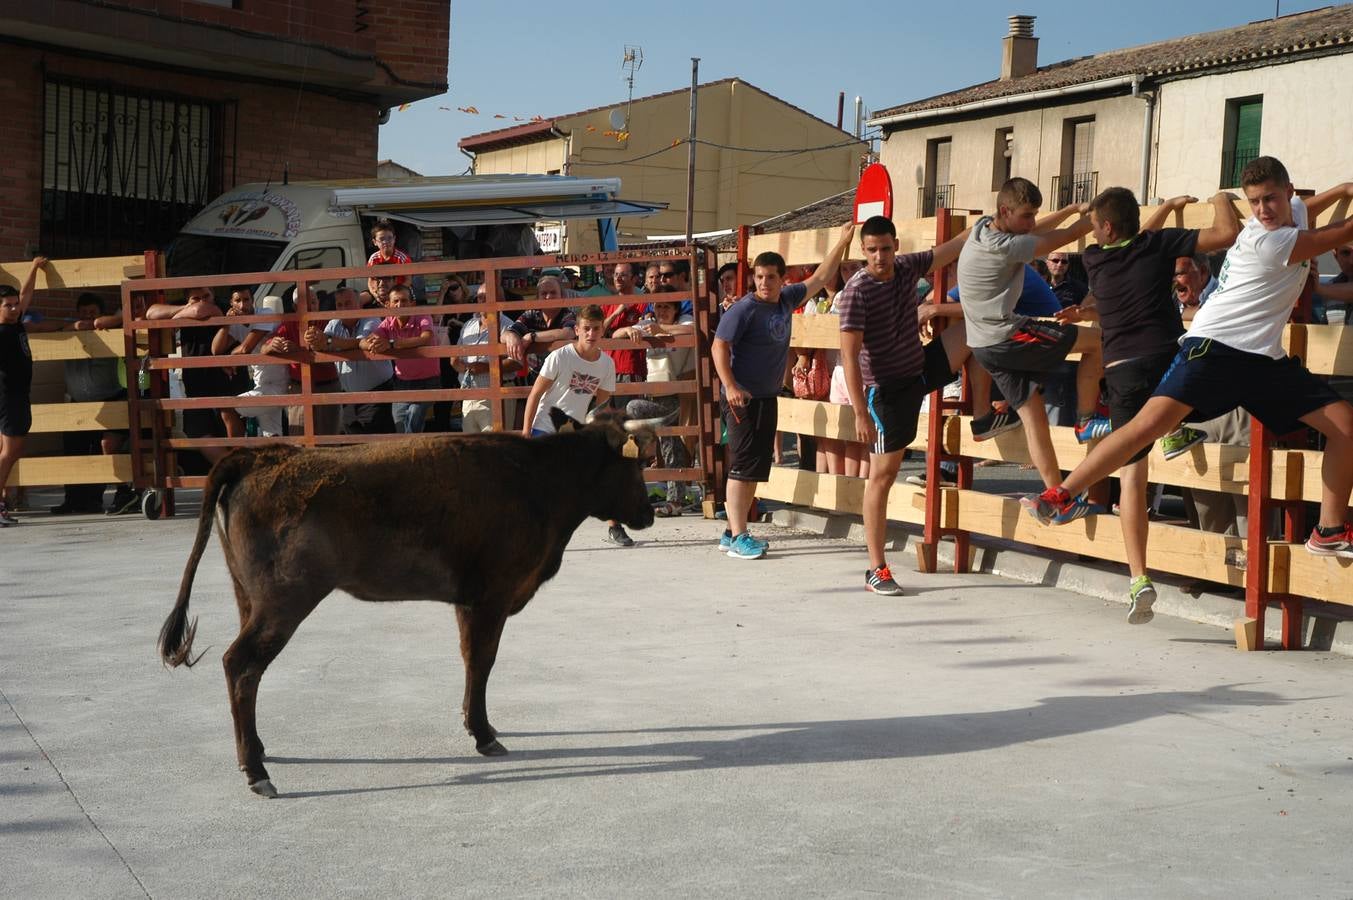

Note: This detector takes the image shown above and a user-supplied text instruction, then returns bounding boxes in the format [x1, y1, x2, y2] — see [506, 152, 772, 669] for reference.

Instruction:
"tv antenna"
[620, 44, 644, 126]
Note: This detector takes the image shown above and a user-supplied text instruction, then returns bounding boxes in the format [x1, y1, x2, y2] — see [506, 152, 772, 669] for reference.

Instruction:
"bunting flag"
[397, 102, 411, 112]
[457, 105, 480, 114]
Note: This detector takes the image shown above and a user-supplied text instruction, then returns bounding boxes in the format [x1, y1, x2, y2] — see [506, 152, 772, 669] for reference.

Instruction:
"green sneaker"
[1127, 575, 1157, 625]
[1159, 426, 1205, 461]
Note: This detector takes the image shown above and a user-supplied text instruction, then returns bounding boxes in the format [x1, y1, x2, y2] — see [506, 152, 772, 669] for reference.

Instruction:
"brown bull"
[158, 415, 658, 797]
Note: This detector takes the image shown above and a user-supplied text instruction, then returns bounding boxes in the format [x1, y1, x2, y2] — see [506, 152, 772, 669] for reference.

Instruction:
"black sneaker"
[865, 565, 905, 596]
[971, 410, 1022, 442]
[606, 525, 635, 547]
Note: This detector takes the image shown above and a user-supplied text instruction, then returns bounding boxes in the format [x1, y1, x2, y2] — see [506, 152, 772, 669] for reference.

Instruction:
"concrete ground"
[3, 500, 1353, 899]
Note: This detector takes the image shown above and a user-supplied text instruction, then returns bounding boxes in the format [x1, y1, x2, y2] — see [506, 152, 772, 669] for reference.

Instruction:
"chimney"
[1001, 15, 1038, 80]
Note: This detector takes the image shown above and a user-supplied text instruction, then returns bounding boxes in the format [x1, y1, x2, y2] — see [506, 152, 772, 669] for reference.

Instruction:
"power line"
[571, 131, 880, 168]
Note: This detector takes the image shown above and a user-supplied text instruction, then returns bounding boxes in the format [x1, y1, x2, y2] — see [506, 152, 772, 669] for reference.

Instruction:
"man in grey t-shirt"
[956, 177, 1108, 491]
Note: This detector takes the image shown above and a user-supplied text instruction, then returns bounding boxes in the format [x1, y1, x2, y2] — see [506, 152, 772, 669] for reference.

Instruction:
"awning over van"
[331, 175, 666, 226]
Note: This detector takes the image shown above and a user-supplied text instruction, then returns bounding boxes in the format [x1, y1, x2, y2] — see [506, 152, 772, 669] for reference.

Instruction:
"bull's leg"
[455, 604, 509, 756]
[223, 593, 323, 797]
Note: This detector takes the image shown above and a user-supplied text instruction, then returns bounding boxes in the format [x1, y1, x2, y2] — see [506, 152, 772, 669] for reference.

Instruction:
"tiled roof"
[460, 77, 856, 149]
[708, 188, 856, 249]
[872, 5, 1353, 121]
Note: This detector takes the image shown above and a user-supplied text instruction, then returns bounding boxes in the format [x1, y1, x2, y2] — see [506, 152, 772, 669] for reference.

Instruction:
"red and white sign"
[853, 163, 893, 223]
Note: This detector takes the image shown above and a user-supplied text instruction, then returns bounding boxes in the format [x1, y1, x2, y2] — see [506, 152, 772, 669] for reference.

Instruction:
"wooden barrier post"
[693, 246, 723, 508]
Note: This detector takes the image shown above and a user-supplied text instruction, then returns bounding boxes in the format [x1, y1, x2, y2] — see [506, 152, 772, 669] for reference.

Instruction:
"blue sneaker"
[1019, 487, 1104, 525]
[718, 529, 769, 550]
[1074, 415, 1114, 444]
[726, 532, 767, 559]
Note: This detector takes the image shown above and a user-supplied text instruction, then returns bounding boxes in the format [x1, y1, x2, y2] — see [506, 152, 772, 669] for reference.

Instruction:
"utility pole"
[685, 58, 699, 245]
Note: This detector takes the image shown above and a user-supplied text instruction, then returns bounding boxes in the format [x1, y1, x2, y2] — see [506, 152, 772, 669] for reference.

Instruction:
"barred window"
[41, 78, 231, 257]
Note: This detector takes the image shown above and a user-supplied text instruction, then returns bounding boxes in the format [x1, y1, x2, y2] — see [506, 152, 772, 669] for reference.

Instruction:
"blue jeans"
[392, 376, 440, 433]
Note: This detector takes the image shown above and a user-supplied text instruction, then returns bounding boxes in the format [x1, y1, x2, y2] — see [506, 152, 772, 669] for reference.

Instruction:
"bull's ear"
[621, 435, 639, 458]
[559, 421, 575, 433]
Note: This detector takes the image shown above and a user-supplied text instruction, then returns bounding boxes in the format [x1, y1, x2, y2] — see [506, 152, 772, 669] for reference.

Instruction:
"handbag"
[792, 349, 831, 401]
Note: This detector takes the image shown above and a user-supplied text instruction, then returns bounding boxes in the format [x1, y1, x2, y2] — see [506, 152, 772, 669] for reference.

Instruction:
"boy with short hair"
[0, 257, 49, 525]
[957, 178, 1108, 510]
[367, 218, 411, 285]
[712, 223, 854, 560]
[521, 305, 624, 543]
[1050, 188, 1241, 623]
[213, 287, 287, 438]
[1024, 158, 1353, 561]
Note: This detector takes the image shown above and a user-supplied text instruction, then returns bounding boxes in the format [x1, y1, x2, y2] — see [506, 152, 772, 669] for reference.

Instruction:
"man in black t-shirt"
[0, 257, 49, 525]
[146, 286, 230, 465]
[1052, 189, 1240, 625]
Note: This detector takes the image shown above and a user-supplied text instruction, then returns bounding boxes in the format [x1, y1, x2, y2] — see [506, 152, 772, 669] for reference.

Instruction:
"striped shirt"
[836, 251, 933, 387]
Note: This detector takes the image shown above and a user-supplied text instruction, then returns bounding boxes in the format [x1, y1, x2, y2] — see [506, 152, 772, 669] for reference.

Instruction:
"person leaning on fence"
[453, 283, 519, 434]
[956, 178, 1110, 494]
[1048, 189, 1242, 624]
[616, 287, 697, 515]
[0, 257, 48, 525]
[838, 215, 1002, 595]
[212, 287, 285, 440]
[502, 275, 577, 383]
[519, 305, 629, 546]
[49, 293, 137, 516]
[146, 284, 232, 464]
[717, 262, 740, 313]
[1023, 158, 1353, 561]
[603, 263, 648, 386]
[265, 287, 343, 437]
[363, 283, 438, 434]
[310, 286, 395, 434]
[712, 223, 854, 561]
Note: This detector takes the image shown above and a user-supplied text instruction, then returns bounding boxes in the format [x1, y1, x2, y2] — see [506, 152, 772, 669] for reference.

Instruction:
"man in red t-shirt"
[603, 262, 647, 383]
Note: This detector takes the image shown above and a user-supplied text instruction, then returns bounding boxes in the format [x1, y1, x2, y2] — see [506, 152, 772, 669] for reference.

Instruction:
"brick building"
[0, 1, 449, 271]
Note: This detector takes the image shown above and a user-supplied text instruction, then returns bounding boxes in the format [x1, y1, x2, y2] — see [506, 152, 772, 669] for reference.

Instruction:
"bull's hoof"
[249, 779, 278, 798]
[476, 739, 508, 757]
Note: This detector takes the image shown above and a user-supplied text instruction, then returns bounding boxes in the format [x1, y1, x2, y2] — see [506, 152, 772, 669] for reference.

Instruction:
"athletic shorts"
[864, 340, 955, 455]
[1104, 351, 1176, 464]
[971, 320, 1080, 411]
[1154, 337, 1342, 436]
[722, 395, 777, 483]
[0, 392, 32, 437]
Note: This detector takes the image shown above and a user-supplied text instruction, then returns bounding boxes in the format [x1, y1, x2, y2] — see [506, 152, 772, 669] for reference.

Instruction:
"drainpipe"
[1132, 74, 1154, 202]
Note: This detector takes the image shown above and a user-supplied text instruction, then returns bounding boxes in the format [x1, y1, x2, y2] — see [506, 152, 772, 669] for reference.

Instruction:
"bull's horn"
[623, 416, 667, 433]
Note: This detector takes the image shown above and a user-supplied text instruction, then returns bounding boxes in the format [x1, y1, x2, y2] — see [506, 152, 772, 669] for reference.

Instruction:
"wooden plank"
[789, 313, 841, 350]
[30, 401, 130, 433]
[1268, 544, 1353, 606]
[28, 330, 126, 361]
[0, 255, 145, 291]
[1292, 324, 1353, 377]
[10, 453, 133, 487]
[953, 488, 1246, 587]
[777, 398, 939, 451]
[747, 218, 939, 266]
[759, 466, 929, 526]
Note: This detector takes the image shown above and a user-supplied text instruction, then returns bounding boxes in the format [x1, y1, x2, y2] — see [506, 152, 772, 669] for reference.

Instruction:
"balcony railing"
[1051, 172, 1098, 208]
[1220, 148, 1260, 189]
[917, 184, 955, 217]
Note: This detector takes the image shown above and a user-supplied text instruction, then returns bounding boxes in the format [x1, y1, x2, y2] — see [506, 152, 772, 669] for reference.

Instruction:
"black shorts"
[1154, 337, 1342, 436]
[1105, 351, 1176, 463]
[722, 395, 777, 483]
[864, 340, 956, 455]
[971, 320, 1080, 411]
[0, 392, 32, 437]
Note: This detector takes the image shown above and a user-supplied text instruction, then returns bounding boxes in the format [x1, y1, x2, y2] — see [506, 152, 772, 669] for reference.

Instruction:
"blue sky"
[379, 0, 1332, 176]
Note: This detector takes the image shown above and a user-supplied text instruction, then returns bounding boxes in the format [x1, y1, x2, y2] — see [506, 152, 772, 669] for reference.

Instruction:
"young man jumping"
[1024, 158, 1353, 561]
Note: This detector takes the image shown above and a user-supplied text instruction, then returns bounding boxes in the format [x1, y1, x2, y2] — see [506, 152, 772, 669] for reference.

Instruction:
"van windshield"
[166, 234, 288, 277]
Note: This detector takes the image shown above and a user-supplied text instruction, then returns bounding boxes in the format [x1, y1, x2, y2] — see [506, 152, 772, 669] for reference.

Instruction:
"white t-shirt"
[531, 343, 617, 433]
[956, 216, 1040, 347]
[640, 314, 696, 382]
[228, 322, 285, 391]
[456, 313, 515, 415]
[1189, 196, 1309, 359]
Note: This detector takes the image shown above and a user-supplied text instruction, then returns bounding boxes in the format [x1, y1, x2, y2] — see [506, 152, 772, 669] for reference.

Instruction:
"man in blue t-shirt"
[712, 223, 853, 559]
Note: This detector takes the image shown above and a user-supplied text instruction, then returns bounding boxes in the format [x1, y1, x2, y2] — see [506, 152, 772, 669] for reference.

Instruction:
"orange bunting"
[457, 105, 480, 114]
[585, 125, 597, 132]
[397, 103, 411, 112]
[493, 113, 507, 118]
[671, 138, 681, 147]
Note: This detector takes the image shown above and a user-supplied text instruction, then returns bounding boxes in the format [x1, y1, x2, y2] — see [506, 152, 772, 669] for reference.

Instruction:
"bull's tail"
[158, 448, 272, 668]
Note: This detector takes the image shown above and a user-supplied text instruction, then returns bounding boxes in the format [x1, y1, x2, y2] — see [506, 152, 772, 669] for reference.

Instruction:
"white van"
[166, 174, 665, 297]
